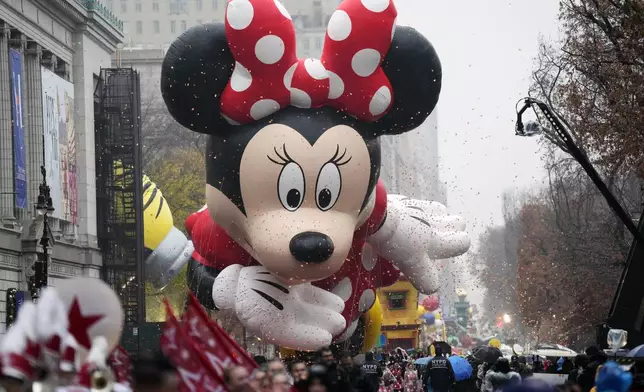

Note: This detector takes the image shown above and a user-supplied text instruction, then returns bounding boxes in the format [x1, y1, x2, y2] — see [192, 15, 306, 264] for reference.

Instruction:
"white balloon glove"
[213, 265, 346, 350]
[368, 195, 471, 294]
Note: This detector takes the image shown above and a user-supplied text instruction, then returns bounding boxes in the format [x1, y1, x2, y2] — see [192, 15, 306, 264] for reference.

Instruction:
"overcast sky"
[395, 0, 562, 305]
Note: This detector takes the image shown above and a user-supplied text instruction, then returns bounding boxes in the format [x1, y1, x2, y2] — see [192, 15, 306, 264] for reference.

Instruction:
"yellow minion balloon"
[142, 174, 174, 250]
[141, 175, 194, 288]
[113, 161, 193, 288]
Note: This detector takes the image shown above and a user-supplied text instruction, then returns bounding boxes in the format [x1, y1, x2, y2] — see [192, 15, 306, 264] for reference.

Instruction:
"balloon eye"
[315, 163, 341, 211]
[286, 189, 302, 209]
[278, 162, 305, 211]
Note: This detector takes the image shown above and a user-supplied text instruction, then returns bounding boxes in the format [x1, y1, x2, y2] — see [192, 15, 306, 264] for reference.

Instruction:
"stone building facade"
[0, 0, 122, 332]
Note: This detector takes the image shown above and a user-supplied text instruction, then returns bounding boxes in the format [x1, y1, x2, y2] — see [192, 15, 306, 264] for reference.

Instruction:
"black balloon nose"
[289, 231, 335, 263]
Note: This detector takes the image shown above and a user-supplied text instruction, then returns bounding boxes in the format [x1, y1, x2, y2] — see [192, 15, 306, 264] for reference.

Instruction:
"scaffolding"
[94, 68, 145, 330]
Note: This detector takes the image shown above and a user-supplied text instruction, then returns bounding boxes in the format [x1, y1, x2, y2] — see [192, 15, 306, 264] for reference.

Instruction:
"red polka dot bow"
[221, 0, 397, 125]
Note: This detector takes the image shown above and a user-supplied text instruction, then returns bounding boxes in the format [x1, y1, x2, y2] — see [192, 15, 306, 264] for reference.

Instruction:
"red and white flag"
[108, 346, 131, 385]
[160, 301, 226, 392]
[183, 294, 257, 376]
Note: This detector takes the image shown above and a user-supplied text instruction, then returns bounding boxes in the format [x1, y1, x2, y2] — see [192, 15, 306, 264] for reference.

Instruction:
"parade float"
[377, 278, 424, 351]
[151, 0, 471, 352]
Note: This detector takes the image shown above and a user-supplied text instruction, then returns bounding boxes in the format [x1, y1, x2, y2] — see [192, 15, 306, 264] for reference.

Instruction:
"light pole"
[31, 165, 54, 301]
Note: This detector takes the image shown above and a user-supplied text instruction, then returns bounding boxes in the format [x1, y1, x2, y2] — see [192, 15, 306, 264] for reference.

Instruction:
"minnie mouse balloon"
[159, 0, 470, 351]
[422, 296, 440, 312]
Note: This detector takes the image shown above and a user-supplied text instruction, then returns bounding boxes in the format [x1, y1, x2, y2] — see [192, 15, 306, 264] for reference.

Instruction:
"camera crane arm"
[516, 97, 641, 241]
[516, 97, 644, 344]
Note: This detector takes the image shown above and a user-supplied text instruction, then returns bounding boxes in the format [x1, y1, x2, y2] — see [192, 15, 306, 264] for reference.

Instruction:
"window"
[120, 1, 127, 12]
[136, 21, 143, 34]
[312, 1, 323, 27]
[153, 20, 160, 33]
[169, 0, 188, 14]
[387, 291, 407, 310]
[181, 20, 187, 31]
[302, 15, 311, 28]
[303, 38, 310, 50]
[170, 20, 176, 33]
[106, 0, 113, 10]
[153, 2, 159, 11]
[135, 2, 142, 12]
[196, 19, 203, 25]
[315, 37, 322, 50]
[195, 0, 203, 10]
[212, 0, 218, 9]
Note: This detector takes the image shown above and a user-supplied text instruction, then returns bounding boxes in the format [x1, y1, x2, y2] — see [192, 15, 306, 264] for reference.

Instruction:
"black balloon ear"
[376, 25, 442, 135]
[161, 23, 234, 135]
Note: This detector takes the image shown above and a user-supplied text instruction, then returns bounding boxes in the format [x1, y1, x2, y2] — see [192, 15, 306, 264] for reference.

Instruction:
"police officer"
[361, 351, 383, 392]
[423, 345, 456, 392]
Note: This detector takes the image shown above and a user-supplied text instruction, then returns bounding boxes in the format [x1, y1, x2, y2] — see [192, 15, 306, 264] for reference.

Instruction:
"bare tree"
[530, 0, 644, 176]
[138, 77, 208, 173]
[517, 153, 630, 348]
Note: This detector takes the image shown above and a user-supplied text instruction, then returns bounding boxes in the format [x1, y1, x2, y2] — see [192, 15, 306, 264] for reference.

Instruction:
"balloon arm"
[145, 227, 194, 289]
[367, 196, 411, 261]
[213, 265, 345, 350]
[368, 195, 470, 294]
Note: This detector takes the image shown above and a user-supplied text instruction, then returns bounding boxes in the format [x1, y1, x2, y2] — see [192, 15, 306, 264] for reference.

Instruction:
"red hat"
[3, 352, 34, 380]
[1, 302, 38, 380]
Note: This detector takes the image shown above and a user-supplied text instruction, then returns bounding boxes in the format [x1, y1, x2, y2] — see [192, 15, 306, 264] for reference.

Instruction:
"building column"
[23, 41, 43, 220]
[72, 32, 98, 248]
[0, 23, 15, 227]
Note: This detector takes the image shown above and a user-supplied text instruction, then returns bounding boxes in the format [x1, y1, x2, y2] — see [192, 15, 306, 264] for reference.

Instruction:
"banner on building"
[9, 49, 27, 209]
[41, 67, 77, 224]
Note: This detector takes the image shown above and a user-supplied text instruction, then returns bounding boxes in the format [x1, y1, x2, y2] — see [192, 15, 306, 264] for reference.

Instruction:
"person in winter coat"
[390, 363, 403, 392]
[569, 355, 590, 384]
[481, 358, 521, 392]
[380, 366, 396, 392]
[339, 351, 367, 392]
[578, 348, 608, 392]
[403, 361, 420, 392]
[477, 362, 493, 390]
[362, 351, 383, 392]
[316, 347, 348, 391]
[423, 346, 456, 392]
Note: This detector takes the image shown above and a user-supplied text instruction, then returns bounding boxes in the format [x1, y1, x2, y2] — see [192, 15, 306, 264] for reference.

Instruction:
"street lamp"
[503, 313, 512, 324]
[31, 166, 54, 301]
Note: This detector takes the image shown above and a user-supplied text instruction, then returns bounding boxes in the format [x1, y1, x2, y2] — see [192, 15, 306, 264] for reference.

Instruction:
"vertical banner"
[41, 67, 77, 224]
[9, 49, 27, 209]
